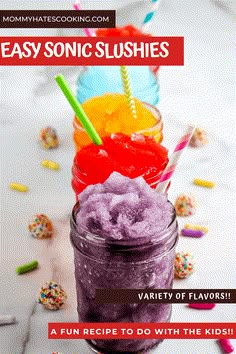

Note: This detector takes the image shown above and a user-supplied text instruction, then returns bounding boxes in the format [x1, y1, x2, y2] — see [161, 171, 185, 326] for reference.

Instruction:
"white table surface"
[0, 0, 235, 353]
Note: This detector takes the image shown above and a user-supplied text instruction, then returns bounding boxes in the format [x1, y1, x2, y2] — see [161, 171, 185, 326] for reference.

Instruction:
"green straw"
[55, 74, 102, 146]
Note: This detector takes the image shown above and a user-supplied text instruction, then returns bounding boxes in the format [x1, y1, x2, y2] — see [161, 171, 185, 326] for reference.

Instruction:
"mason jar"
[76, 66, 160, 106]
[71, 156, 167, 202]
[70, 202, 178, 354]
[73, 100, 163, 152]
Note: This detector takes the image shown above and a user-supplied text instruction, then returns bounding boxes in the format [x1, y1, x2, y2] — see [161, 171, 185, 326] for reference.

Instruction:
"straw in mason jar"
[55, 74, 102, 146]
[73, 0, 95, 37]
[120, 65, 137, 119]
[156, 125, 195, 193]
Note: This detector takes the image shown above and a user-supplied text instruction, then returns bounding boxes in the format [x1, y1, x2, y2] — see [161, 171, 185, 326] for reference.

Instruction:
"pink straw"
[73, 1, 94, 37]
[156, 125, 195, 194]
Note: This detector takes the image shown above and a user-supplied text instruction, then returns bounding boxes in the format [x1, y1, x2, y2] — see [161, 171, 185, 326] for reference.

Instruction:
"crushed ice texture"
[76, 172, 173, 240]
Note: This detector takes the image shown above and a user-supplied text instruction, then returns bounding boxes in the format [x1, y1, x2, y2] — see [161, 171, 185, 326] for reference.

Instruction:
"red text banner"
[48, 322, 236, 339]
[0, 36, 184, 66]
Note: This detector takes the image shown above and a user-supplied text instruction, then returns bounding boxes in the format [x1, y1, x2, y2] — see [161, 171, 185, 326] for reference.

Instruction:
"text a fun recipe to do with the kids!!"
[0, 0, 235, 354]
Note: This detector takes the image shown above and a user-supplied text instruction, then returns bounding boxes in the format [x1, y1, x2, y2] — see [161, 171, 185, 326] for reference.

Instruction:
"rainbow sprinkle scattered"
[193, 178, 215, 188]
[9, 182, 29, 192]
[184, 224, 208, 234]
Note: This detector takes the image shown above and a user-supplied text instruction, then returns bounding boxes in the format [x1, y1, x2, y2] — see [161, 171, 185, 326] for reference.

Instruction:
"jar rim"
[72, 161, 166, 183]
[70, 200, 177, 247]
[73, 100, 162, 132]
[70, 230, 178, 265]
[77, 67, 159, 91]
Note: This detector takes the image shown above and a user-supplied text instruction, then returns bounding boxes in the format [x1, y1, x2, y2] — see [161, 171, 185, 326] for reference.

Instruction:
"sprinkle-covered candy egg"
[174, 252, 195, 278]
[190, 127, 208, 148]
[28, 214, 53, 239]
[37, 281, 67, 310]
[40, 126, 59, 149]
[175, 194, 197, 217]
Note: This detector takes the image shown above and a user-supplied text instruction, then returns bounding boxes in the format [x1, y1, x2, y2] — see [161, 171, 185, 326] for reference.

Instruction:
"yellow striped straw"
[120, 66, 137, 119]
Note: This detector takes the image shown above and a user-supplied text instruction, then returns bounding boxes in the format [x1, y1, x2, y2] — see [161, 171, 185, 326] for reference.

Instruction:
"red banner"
[48, 322, 236, 339]
[0, 36, 184, 66]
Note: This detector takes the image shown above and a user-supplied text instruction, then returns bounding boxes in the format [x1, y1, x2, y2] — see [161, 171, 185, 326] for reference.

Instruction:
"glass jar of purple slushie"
[70, 201, 178, 354]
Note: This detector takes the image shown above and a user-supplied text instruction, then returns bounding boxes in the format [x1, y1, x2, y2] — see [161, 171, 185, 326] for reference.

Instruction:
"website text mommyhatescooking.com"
[1, 15, 110, 24]
[0, 10, 115, 28]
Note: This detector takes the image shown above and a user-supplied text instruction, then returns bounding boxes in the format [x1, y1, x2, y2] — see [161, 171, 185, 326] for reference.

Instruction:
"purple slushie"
[70, 172, 178, 353]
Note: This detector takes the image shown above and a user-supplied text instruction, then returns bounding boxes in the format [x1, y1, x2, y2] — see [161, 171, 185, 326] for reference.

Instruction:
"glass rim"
[72, 160, 166, 183]
[70, 200, 177, 248]
[70, 232, 178, 266]
[73, 100, 162, 132]
[70, 201, 178, 265]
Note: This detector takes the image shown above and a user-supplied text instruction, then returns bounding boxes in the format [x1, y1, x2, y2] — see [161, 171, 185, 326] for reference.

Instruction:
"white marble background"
[0, 0, 235, 353]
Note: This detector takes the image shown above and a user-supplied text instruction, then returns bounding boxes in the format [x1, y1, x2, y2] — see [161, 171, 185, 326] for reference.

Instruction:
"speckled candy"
[40, 126, 59, 149]
[174, 252, 195, 278]
[28, 214, 53, 239]
[175, 194, 197, 217]
[190, 127, 208, 147]
[37, 281, 67, 310]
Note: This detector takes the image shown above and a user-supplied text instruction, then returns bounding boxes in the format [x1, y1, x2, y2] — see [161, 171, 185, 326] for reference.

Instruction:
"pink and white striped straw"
[156, 125, 195, 194]
[73, 0, 94, 37]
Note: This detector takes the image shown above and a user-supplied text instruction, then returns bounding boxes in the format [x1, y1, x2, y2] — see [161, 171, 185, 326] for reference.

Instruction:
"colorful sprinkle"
[28, 214, 53, 239]
[174, 252, 195, 278]
[41, 160, 60, 171]
[188, 303, 216, 309]
[40, 126, 59, 149]
[219, 339, 234, 353]
[190, 127, 208, 147]
[16, 260, 38, 274]
[175, 194, 197, 217]
[181, 228, 205, 238]
[9, 182, 29, 192]
[184, 224, 208, 234]
[0, 315, 16, 326]
[193, 178, 215, 188]
[37, 281, 67, 310]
